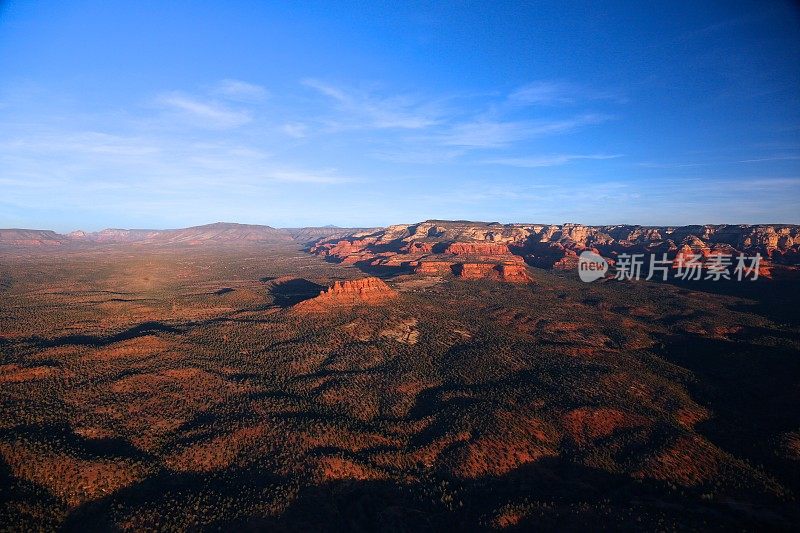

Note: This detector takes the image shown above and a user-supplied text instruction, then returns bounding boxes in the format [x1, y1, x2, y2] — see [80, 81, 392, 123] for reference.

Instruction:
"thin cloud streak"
[739, 155, 800, 163]
[268, 169, 354, 184]
[17, 77, 793, 228]
[156, 92, 252, 128]
[214, 79, 269, 101]
[302, 78, 444, 129]
[485, 154, 623, 167]
[436, 114, 612, 148]
[509, 80, 626, 106]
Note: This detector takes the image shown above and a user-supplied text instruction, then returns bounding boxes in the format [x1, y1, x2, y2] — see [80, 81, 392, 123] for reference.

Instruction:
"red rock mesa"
[455, 262, 534, 283]
[292, 277, 397, 313]
[304, 220, 800, 280]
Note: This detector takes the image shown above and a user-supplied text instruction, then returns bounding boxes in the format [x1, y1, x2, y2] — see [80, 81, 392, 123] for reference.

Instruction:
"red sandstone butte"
[498, 263, 534, 282]
[456, 262, 533, 283]
[292, 277, 397, 313]
[415, 261, 456, 275]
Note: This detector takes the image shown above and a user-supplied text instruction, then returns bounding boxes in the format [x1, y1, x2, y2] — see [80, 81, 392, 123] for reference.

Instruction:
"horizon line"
[4, 219, 800, 234]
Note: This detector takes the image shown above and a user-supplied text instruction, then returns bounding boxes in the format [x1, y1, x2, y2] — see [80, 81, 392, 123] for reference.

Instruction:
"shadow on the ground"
[58, 456, 800, 532]
[30, 321, 182, 350]
[269, 278, 326, 307]
[655, 333, 800, 495]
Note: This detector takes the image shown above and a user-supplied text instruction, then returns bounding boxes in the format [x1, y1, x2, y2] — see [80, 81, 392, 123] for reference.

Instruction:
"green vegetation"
[0, 243, 798, 530]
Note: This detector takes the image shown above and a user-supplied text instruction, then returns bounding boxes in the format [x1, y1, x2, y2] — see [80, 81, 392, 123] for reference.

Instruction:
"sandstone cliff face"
[454, 262, 533, 283]
[445, 242, 511, 256]
[306, 220, 800, 280]
[285, 226, 378, 245]
[414, 261, 455, 275]
[455, 263, 497, 280]
[405, 242, 435, 254]
[292, 277, 397, 313]
[414, 259, 533, 282]
[496, 263, 534, 282]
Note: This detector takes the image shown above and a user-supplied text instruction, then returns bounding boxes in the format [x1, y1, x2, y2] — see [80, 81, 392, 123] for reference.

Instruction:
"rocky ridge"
[308, 220, 800, 280]
[0, 223, 292, 246]
[0, 229, 64, 246]
[3, 220, 798, 280]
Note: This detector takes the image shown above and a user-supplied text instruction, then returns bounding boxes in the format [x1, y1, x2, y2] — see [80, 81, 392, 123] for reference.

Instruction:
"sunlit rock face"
[292, 276, 397, 313]
[305, 220, 800, 280]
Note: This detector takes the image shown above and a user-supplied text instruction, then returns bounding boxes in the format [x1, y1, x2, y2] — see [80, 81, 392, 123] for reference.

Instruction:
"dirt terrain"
[0, 228, 799, 530]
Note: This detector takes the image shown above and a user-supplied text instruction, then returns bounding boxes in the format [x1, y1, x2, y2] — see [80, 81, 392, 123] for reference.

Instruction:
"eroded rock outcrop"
[292, 277, 397, 313]
[444, 242, 511, 256]
[305, 220, 800, 280]
[497, 263, 535, 282]
[455, 262, 533, 283]
[414, 261, 456, 275]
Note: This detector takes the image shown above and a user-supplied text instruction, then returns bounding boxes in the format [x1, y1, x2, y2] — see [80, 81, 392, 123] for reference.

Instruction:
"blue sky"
[0, 0, 798, 231]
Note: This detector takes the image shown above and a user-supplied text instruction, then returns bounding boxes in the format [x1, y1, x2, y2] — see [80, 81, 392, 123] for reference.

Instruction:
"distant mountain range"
[0, 222, 351, 246]
[2, 220, 799, 272]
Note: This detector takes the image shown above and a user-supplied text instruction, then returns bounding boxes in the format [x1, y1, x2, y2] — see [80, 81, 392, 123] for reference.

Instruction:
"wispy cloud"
[156, 92, 252, 128]
[302, 79, 443, 129]
[485, 153, 622, 167]
[1, 131, 161, 157]
[509, 81, 577, 106]
[213, 79, 269, 101]
[0, 77, 632, 228]
[370, 147, 465, 164]
[509, 80, 625, 106]
[268, 169, 353, 184]
[293, 79, 617, 157]
[281, 122, 308, 138]
[637, 161, 716, 169]
[639, 154, 800, 168]
[738, 155, 800, 163]
[436, 120, 529, 148]
[723, 177, 800, 190]
[436, 114, 611, 148]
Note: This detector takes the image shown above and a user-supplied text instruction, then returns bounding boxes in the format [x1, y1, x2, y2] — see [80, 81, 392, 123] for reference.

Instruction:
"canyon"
[305, 220, 800, 281]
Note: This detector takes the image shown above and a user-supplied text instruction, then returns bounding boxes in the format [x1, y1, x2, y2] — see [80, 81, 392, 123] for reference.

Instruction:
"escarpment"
[306, 220, 800, 281]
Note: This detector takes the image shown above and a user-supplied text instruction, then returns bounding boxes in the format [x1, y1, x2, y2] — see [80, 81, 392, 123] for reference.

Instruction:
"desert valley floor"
[1, 223, 799, 531]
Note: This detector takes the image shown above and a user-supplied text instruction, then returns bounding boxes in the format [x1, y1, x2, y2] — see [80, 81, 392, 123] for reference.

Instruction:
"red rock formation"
[672, 245, 701, 269]
[292, 277, 397, 313]
[404, 242, 435, 254]
[445, 242, 511, 256]
[311, 238, 378, 260]
[758, 261, 773, 279]
[497, 262, 534, 282]
[552, 250, 580, 270]
[670, 246, 773, 279]
[457, 263, 496, 280]
[414, 261, 456, 275]
[298, 220, 800, 277]
[339, 254, 367, 265]
[455, 262, 533, 283]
